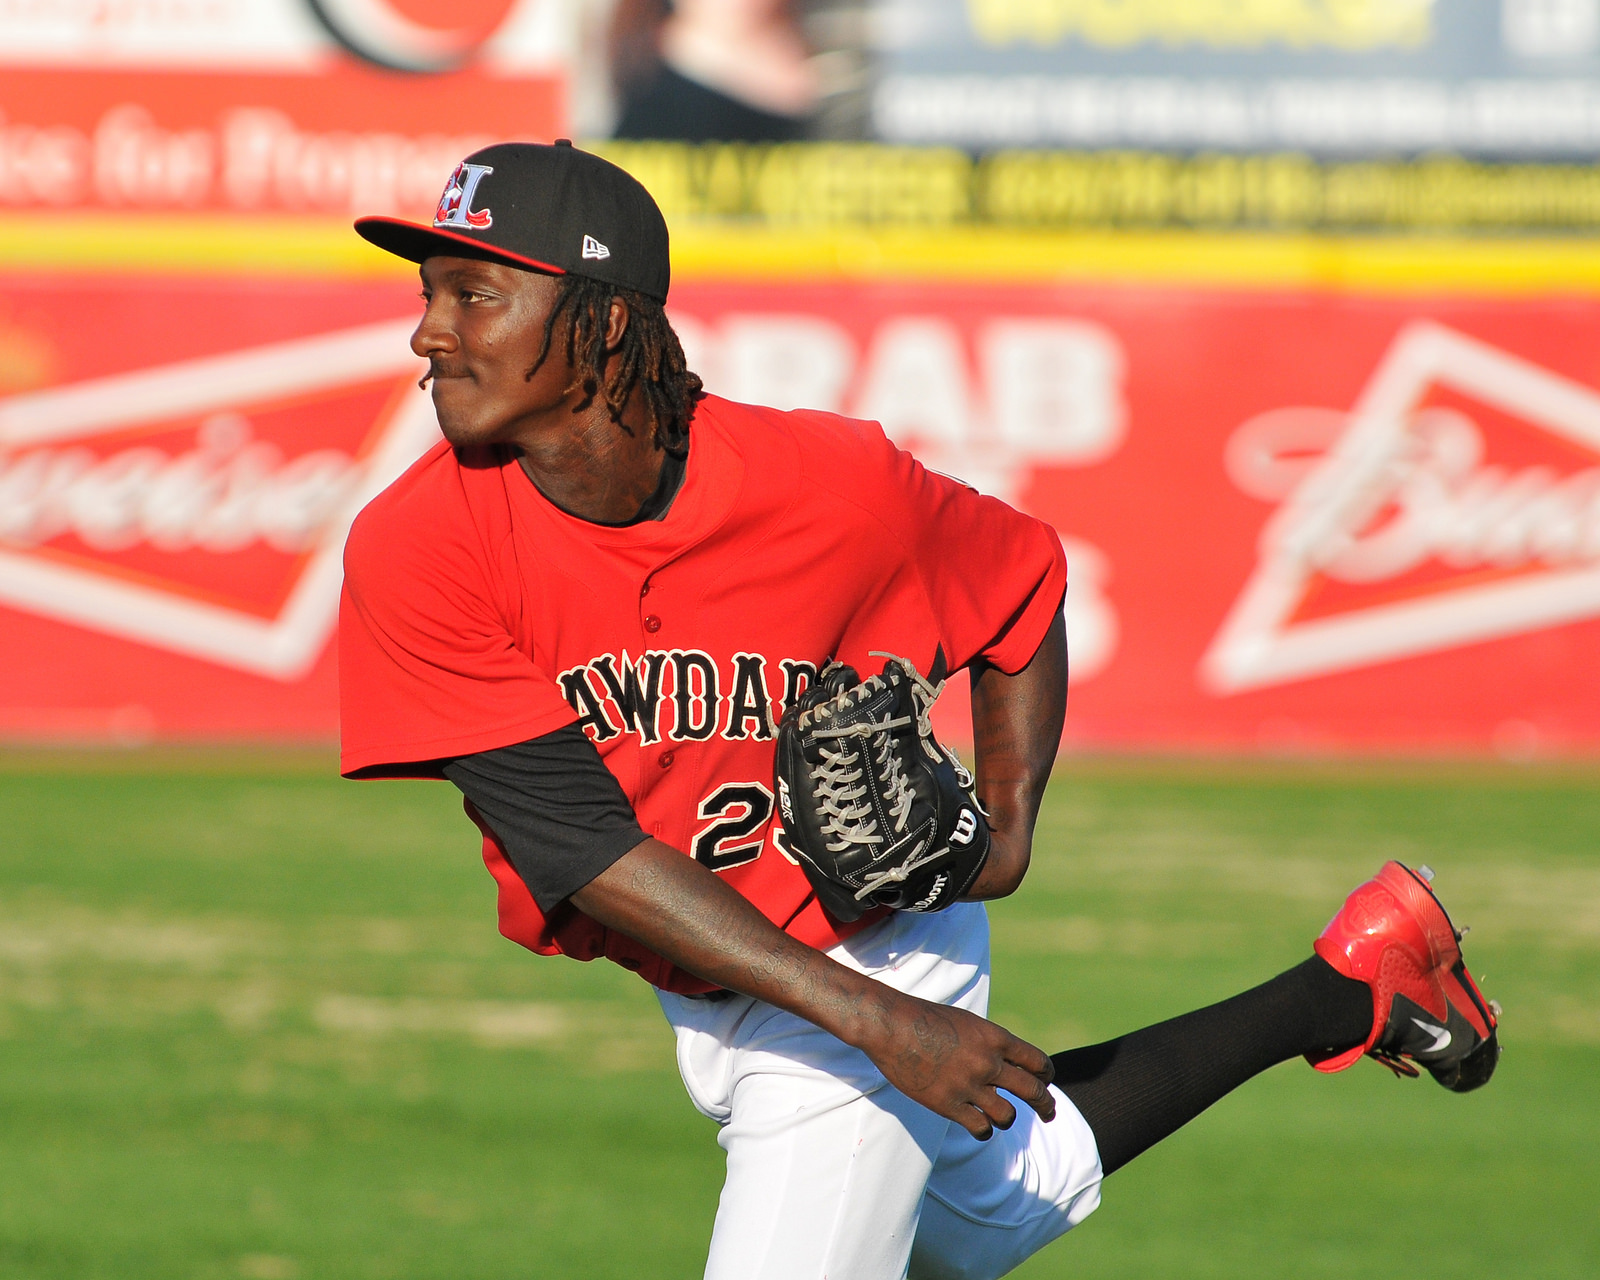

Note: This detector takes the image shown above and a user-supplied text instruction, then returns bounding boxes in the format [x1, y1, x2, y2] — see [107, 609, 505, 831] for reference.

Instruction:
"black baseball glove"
[774, 654, 991, 922]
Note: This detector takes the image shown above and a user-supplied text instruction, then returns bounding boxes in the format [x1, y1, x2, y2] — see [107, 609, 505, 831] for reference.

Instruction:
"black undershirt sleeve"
[442, 724, 649, 912]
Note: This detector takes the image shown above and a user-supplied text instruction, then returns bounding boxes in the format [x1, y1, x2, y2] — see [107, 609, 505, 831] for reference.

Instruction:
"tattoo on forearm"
[745, 936, 809, 991]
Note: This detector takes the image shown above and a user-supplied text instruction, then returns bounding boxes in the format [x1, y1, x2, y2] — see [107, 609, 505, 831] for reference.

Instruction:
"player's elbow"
[964, 833, 1030, 900]
[988, 843, 1031, 898]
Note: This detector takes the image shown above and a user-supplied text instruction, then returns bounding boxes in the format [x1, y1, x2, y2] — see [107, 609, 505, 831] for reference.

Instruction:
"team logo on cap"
[433, 162, 494, 231]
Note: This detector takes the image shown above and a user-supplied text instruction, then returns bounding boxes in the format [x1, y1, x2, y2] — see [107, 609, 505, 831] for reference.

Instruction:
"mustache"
[419, 359, 470, 389]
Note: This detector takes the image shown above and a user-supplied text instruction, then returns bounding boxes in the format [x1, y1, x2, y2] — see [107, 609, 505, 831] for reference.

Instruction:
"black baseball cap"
[354, 140, 671, 302]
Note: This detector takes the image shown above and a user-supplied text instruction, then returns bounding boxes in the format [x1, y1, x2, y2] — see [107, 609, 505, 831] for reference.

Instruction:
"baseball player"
[340, 142, 1499, 1280]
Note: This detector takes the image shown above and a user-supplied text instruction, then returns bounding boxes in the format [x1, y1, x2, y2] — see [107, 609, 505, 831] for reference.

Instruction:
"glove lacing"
[806, 655, 951, 902]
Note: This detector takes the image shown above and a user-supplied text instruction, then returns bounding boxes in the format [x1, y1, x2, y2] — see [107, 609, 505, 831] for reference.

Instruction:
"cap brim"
[354, 217, 567, 276]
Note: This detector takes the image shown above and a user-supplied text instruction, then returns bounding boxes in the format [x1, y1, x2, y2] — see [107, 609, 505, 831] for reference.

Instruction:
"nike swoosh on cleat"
[1412, 1017, 1451, 1052]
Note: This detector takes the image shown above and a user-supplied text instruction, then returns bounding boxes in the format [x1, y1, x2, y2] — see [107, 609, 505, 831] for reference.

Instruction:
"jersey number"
[691, 782, 774, 872]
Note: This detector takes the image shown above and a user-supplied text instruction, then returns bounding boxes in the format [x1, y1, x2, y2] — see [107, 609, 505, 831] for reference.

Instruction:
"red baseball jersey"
[340, 394, 1067, 993]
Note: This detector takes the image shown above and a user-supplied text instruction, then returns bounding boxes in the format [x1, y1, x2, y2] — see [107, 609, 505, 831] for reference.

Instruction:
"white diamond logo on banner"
[0, 319, 439, 680]
[1203, 320, 1600, 693]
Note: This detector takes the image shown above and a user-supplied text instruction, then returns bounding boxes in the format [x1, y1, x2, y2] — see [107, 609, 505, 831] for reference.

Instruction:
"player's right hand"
[860, 993, 1056, 1140]
[571, 835, 1056, 1140]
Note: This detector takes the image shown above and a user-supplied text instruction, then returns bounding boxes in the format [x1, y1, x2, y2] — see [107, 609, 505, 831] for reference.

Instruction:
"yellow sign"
[6, 212, 1600, 299]
[966, 0, 1434, 49]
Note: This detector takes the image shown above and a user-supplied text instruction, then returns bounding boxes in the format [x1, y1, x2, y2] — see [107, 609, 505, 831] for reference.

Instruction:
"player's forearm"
[964, 611, 1068, 899]
[570, 837, 916, 1044]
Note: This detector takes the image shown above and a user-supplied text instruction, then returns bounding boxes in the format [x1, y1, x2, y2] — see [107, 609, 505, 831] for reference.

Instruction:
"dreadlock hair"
[528, 272, 703, 455]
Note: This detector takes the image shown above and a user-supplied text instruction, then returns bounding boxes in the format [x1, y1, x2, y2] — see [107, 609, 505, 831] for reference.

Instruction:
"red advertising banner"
[0, 275, 426, 738]
[2, 269, 1597, 753]
[670, 282, 1600, 757]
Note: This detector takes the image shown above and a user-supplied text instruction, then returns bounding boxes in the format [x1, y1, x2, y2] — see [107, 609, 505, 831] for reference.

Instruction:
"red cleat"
[1309, 861, 1500, 1092]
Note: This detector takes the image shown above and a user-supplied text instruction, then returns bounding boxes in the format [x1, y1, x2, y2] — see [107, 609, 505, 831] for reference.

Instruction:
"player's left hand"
[856, 991, 1057, 1141]
[774, 655, 992, 921]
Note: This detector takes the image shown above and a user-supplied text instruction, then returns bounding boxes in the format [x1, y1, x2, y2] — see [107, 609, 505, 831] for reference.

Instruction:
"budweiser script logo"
[1205, 321, 1600, 692]
[0, 320, 440, 679]
[0, 414, 358, 555]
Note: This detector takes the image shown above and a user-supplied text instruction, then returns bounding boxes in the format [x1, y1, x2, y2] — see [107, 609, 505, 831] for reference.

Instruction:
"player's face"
[412, 256, 574, 448]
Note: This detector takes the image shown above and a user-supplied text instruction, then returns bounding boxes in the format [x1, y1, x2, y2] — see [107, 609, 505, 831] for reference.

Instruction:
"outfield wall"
[2, 206, 1599, 755]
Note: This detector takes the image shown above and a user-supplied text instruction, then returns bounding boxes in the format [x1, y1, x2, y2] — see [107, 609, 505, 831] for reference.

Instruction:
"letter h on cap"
[434, 162, 494, 230]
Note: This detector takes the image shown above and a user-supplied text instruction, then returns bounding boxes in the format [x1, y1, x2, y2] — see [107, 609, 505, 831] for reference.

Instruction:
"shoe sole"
[1438, 1025, 1500, 1092]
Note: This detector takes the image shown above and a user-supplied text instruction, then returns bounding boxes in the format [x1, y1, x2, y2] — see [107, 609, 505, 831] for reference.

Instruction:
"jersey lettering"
[769, 818, 800, 866]
[691, 782, 775, 872]
[724, 653, 775, 741]
[591, 651, 668, 745]
[779, 659, 818, 718]
[558, 667, 620, 742]
[559, 649, 817, 746]
[671, 649, 720, 740]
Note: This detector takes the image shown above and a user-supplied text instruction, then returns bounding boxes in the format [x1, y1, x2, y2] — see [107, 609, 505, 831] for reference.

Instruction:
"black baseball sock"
[1051, 955, 1372, 1176]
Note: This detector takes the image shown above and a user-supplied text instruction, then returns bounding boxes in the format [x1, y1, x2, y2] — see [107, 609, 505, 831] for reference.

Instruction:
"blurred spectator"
[611, 0, 818, 141]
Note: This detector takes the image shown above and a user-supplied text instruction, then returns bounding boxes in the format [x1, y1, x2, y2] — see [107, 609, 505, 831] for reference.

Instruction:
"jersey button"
[643, 614, 661, 632]
[658, 750, 675, 769]
[640, 582, 651, 597]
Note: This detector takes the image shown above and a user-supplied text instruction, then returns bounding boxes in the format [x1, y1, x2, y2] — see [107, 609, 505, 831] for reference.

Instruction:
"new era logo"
[582, 234, 610, 260]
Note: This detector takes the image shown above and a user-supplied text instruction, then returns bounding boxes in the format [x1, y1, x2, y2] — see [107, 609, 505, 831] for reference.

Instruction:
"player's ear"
[605, 295, 631, 352]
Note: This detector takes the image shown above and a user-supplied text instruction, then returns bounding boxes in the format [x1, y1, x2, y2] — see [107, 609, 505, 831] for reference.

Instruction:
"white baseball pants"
[656, 903, 1103, 1280]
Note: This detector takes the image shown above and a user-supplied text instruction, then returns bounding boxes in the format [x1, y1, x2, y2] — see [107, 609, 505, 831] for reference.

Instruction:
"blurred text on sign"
[0, 69, 559, 219]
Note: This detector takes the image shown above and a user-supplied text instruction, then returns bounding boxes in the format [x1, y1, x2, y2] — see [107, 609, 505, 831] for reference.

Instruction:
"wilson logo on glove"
[952, 809, 980, 846]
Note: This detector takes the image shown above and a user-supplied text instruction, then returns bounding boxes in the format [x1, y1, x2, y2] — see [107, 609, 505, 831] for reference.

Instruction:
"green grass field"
[1, 752, 1596, 1279]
